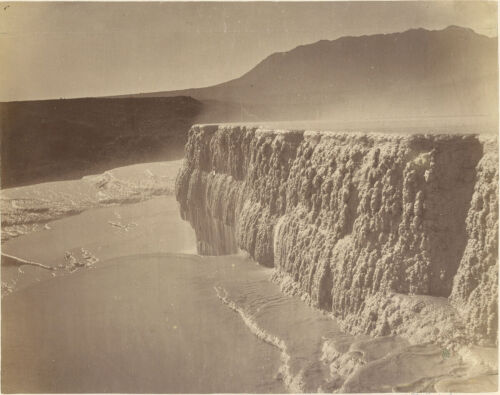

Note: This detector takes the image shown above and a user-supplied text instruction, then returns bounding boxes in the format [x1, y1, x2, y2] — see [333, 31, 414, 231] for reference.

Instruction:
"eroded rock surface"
[176, 124, 498, 346]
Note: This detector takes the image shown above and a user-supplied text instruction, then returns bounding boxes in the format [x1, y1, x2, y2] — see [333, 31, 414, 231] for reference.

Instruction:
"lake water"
[2, 195, 496, 393]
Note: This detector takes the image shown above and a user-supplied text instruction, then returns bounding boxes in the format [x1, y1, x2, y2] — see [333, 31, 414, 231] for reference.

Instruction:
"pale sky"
[0, 1, 497, 101]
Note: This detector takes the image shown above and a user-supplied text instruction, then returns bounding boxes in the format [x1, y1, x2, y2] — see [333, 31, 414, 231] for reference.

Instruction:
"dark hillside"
[1, 97, 201, 187]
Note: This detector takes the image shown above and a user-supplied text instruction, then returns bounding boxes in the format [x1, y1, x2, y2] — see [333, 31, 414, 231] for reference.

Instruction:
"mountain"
[123, 26, 498, 121]
[2, 26, 496, 187]
[1, 97, 201, 187]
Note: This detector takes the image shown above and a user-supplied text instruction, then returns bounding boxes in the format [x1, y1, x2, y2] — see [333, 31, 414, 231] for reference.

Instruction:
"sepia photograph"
[0, 1, 498, 393]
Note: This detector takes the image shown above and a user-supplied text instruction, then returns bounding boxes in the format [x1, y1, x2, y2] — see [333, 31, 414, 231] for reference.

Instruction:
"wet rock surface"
[176, 124, 498, 347]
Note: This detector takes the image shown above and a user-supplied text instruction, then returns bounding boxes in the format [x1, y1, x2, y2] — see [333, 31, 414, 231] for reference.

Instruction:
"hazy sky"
[1, 1, 497, 101]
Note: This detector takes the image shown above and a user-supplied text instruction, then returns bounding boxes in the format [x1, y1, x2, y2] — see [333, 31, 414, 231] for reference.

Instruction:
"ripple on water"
[2, 252, 497, 393]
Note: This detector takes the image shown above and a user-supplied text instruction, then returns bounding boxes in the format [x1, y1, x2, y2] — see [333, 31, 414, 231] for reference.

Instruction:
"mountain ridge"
[109, 25, 497, 122]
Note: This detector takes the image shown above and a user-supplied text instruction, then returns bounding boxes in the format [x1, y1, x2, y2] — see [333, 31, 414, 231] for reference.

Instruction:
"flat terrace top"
[196, 116, 498, 136]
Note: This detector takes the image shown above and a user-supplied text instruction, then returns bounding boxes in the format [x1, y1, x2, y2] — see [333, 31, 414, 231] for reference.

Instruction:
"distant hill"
[1, 97, 201, 187]
[2, 26, 497, 187]
[123, 26, 498, 121]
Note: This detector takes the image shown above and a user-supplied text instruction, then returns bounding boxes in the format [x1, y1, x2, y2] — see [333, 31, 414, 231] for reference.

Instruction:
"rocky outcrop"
[450, 139, 498, 345]
[176, 124, 498, 346]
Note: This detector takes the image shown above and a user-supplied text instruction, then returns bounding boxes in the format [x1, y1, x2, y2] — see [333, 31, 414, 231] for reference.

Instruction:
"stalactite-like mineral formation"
[175, 124, 498, 346]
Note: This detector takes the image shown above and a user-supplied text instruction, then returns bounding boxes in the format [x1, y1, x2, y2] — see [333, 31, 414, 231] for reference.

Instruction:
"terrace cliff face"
[175, 125, 498, 346]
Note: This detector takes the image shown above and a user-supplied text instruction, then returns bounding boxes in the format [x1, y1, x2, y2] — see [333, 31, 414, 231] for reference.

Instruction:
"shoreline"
[1, 160, 183, 242]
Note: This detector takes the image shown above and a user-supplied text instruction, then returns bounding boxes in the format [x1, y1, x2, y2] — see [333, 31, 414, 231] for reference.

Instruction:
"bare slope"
[175, 125, 498, 347]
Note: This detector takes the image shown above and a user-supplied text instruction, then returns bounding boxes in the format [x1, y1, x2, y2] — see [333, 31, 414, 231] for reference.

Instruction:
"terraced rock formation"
[176, 124, 498, 346]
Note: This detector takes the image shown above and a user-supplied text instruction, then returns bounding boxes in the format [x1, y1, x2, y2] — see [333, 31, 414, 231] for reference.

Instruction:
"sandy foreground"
[1, 160, 498, 393]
